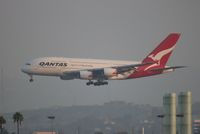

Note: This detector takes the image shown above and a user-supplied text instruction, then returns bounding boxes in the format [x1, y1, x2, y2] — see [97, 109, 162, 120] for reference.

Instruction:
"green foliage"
[0, 116, 6, 128]
[0, 116, 6, 134]
[13, 112, 23, 125]
[13, 112, 24, 134]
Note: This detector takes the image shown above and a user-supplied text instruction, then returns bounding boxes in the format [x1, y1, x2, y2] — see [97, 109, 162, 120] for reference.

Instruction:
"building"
[177, 91, 192, 134]
[163, 93, 177, 134]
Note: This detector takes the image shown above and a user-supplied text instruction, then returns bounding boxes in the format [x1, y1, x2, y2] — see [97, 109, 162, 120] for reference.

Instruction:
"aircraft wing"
[112, 62, 154, 73]
[62, 62, 153, 79]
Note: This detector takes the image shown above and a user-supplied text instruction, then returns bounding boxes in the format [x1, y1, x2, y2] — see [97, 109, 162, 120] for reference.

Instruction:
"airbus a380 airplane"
[21, 33, 185, 86]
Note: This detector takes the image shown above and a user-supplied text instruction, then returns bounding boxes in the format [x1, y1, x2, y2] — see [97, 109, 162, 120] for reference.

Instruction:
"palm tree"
[0, 116, 6, 134]
[13, 112, 23, 134]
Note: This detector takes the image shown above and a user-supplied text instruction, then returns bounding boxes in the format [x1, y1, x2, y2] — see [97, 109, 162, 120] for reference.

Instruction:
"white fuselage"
[21, 57, 140, 80]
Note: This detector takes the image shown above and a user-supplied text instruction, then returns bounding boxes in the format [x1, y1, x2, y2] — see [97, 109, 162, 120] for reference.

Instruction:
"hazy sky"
[0, 0, 200, 113]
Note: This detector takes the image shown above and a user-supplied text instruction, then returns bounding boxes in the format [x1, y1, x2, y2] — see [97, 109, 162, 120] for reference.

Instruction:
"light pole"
[48, 116, 55, 134]
[157, 114, 164, 134]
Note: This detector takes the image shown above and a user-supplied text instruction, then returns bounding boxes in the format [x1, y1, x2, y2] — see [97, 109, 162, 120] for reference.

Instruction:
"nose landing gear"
[29, 75, 34, 82]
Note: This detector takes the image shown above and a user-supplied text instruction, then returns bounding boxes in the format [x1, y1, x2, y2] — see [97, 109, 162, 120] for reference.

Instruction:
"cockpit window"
[25, 63, 31, 65]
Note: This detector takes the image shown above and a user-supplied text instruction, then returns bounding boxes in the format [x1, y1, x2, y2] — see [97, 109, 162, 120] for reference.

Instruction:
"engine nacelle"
[104, 68, 117, 77]
[80, 71, 93, 79]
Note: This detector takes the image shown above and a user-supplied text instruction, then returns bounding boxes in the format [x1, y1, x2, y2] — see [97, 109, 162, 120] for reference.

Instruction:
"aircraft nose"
[21, 65, 27, 73]
[21, 65, 31, 74]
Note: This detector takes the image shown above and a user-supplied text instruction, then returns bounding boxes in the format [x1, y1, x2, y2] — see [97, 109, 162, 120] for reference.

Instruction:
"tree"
[13, 112, 23, 134]
[0, 116, 6, 134]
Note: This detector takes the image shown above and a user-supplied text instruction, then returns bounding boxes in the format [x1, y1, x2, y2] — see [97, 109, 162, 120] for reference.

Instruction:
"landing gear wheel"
[29, 79, 34, 82]
[94, 82, 100, 86]
[86, 82, 90, 86]
[86, 80, 94, 86]
[93, 81, 108, 86]
[103, 81, 108, 85]
[29, 75, 34, 82]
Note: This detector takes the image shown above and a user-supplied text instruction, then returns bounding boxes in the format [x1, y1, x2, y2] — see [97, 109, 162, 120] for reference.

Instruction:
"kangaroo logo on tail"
[142, 33, 180, 71]
[144, 45, 176, 71]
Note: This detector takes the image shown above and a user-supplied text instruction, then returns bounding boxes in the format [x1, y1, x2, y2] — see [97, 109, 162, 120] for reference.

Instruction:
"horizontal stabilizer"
[149, 66, 186, 72]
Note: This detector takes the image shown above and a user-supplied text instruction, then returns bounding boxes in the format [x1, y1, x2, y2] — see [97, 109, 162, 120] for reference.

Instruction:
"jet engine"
[80, 71, 93, 79]
[103, 68, 117, 77]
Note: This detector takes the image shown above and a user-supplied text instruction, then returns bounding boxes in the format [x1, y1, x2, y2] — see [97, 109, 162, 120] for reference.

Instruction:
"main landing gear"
[86, 80, 108, 86]
[86, 80, 94, 86]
